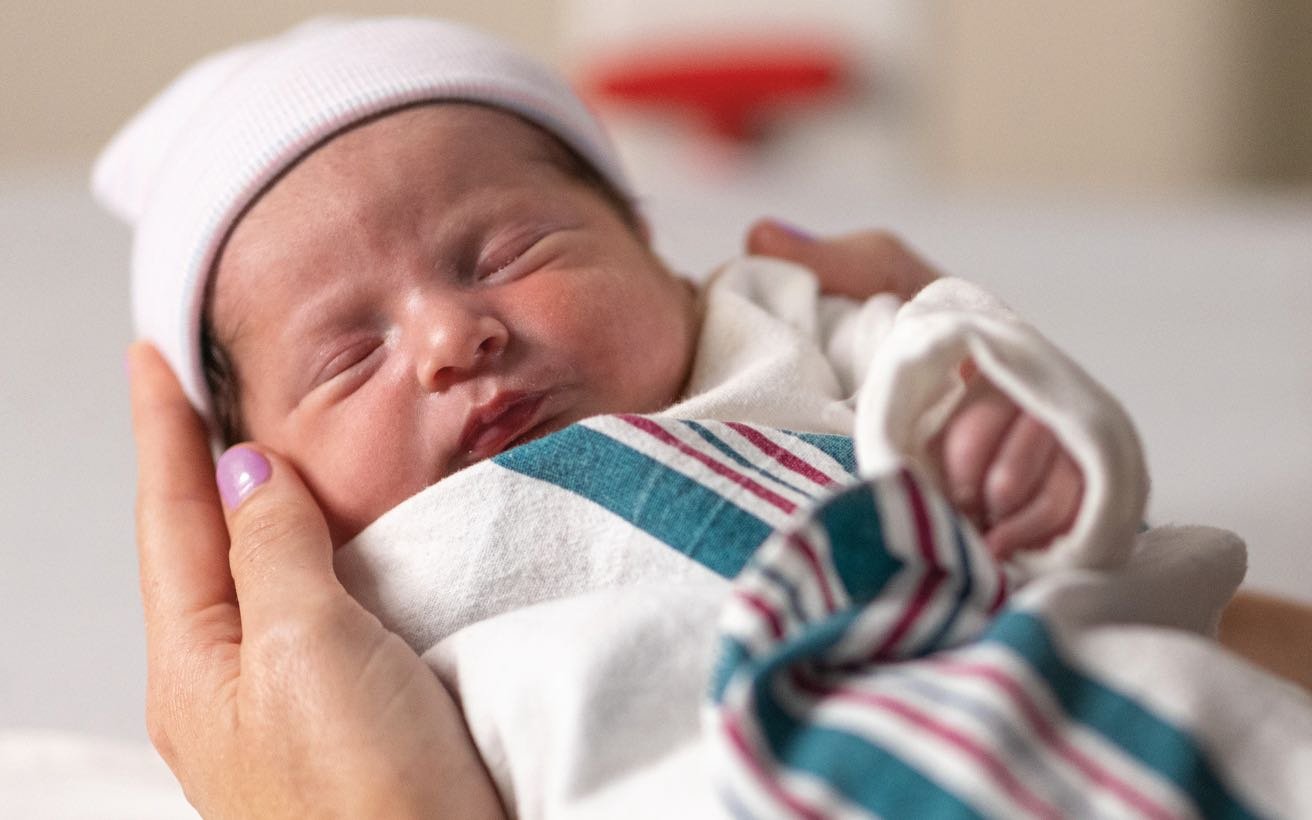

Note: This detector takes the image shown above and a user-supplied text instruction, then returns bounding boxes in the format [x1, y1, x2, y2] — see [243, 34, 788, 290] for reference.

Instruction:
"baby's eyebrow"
[287, 279, 369, 331]
[278, 301, 331, 345]
[273, 292, 363, 374]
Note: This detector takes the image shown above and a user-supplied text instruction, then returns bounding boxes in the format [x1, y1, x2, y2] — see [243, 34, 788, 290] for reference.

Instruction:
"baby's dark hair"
[201, 115, 640, 447]
[201, 313, 245, 447]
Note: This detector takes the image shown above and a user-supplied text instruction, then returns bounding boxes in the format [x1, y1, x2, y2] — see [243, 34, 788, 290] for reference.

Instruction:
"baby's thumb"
[215, 445, 338, 629]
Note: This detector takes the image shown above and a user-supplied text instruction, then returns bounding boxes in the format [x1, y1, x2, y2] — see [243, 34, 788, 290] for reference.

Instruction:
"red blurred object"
[580, 41, 848, 142]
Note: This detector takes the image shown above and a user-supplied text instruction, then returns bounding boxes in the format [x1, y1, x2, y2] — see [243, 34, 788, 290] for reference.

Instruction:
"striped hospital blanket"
[709, 463, 1312, 819]
[340, 413, 1312, 819]
[337, 272, 1311, 818]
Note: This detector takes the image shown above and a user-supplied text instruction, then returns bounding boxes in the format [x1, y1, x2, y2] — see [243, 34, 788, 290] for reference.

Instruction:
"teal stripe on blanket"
[986, 612, 1260, 820]
[709, 484, 907, 701]
[494, 423, 772, 579]
[817, 485, 900, 603]
[714, 475, 1260, 819]
[909, 515, 974, 657]
[709, 480, 925, 702]
[788, 431, 858, 475]
[747, 673, 987, 819]
[680, 421, 818, 500]
[709, 608, 866, 703]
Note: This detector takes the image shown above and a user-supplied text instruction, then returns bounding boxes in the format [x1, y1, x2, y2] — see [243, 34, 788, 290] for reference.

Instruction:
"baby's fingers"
[983, 414, 1058, 523]
[984, 453, 1082, 559]
[935, 383, 1018, 516]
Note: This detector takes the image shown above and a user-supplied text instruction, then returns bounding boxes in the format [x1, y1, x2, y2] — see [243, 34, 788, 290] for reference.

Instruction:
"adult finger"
[745, 219, 939, 301]
[745, 218, 817, 257]
[128, 342, 238, 649]
[129, 341, 242, 770]
[985, 454, 1082, 559]
[215, 444, 338, 634]
[983, 414, 1058, 522]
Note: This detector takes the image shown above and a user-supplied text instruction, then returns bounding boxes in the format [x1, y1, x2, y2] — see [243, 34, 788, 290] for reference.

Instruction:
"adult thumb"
[744, 217, 872, 298]
[744, 218, 819, 266]
[215, 444, 337, 628]
[745, 218, 939, 301]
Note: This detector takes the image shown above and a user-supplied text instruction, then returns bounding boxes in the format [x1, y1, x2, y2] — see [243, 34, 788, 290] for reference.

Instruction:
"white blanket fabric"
[336, 258, 1312, 818]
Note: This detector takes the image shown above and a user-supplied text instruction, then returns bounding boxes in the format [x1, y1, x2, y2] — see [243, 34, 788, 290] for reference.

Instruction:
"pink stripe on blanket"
[868, 470, 947, 659]
[737, 589, 787, 641]
[988, 568, 1010, 615]
[791, 671, 1063, 820]
[725, 422, 838, 488]
[788, 531, 838, 614]
[620, 415, 797, 514]
[721, 712, 828, 820]
[932, 660, 1176, 820]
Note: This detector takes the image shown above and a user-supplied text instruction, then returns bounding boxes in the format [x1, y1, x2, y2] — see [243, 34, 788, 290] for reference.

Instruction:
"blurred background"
[6, 1, 1312, 185]
[2, 1, 1309, 812]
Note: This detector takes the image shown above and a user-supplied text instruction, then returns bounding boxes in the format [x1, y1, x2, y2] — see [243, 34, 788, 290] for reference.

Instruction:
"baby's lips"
[458, 391, 548, 462]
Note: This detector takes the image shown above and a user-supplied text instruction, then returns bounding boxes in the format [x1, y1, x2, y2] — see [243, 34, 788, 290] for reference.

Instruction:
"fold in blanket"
[709, 466, 1312, 819]
[336, 273, 1312, 818]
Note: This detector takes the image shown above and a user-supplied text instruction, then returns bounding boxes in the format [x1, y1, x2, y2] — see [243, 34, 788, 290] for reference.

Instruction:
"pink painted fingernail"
[216, 446, 271, 509]
[771, 219, 814, 242]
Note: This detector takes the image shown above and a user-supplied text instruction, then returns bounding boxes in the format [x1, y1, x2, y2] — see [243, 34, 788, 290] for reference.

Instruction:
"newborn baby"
[205, 101, 702, 545]
[96, 18, 1079, 555]
[97, 17, 1092, 817]
[206, 102, 1079, 551]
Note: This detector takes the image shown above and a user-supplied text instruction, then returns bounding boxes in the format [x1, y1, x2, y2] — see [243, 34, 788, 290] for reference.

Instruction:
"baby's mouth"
[458, 391, 550, 463]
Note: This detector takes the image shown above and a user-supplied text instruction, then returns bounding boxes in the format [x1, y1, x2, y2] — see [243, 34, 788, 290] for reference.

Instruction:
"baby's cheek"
[611, 285, 697, 407]
[512, 280, 600, 360]
[295, 420, 426, 547]
[515, 273, 594, 332]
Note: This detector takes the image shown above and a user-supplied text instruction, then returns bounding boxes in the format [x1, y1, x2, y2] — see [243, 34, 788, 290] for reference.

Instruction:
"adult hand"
[128, 342, 502, 819]
[744, 218, 940, 301]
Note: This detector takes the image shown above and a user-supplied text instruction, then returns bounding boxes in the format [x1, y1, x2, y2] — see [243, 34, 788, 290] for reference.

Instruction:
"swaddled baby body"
[97, 17, 1106, 819]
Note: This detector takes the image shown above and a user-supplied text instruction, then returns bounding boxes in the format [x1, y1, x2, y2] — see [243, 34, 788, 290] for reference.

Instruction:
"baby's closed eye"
[473, 221, 575, 283]
[311, 336, 385, 393]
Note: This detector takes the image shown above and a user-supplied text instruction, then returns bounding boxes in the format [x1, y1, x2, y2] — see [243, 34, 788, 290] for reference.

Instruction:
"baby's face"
[211, 104, 698, 545]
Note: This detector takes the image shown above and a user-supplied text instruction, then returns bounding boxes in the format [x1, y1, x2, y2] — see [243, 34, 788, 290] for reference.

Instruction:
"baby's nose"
[415, 312, 509, 393]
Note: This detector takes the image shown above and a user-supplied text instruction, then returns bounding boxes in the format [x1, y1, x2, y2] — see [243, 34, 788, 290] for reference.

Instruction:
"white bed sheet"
[0, 730, 194, 819]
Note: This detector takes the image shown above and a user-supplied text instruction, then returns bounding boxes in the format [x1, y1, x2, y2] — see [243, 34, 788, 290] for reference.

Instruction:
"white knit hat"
[93, 16, 629, 418]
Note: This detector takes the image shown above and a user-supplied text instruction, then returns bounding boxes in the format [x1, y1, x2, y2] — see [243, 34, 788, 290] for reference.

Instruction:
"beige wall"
[926, 1, 1312, 190]
[1238, 1, 1312, 183]
[4, 1, 1310, 189]
[0, 1, 561, 165]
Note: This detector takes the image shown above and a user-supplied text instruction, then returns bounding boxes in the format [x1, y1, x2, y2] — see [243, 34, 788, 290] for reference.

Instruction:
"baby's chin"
[326, 496, 403, 551]
[329, 518, 367, 551]
[327, 414, 589, 550]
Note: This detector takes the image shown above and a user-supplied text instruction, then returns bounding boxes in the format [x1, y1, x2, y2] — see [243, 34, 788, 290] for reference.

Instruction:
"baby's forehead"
[325, 103, 574, 176]
[237, 104, 576, 228]
[213, 105, 596, 313]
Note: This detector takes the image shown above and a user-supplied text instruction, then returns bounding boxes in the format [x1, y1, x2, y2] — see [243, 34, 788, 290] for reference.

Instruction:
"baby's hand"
[931, 368, 1083, 559]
